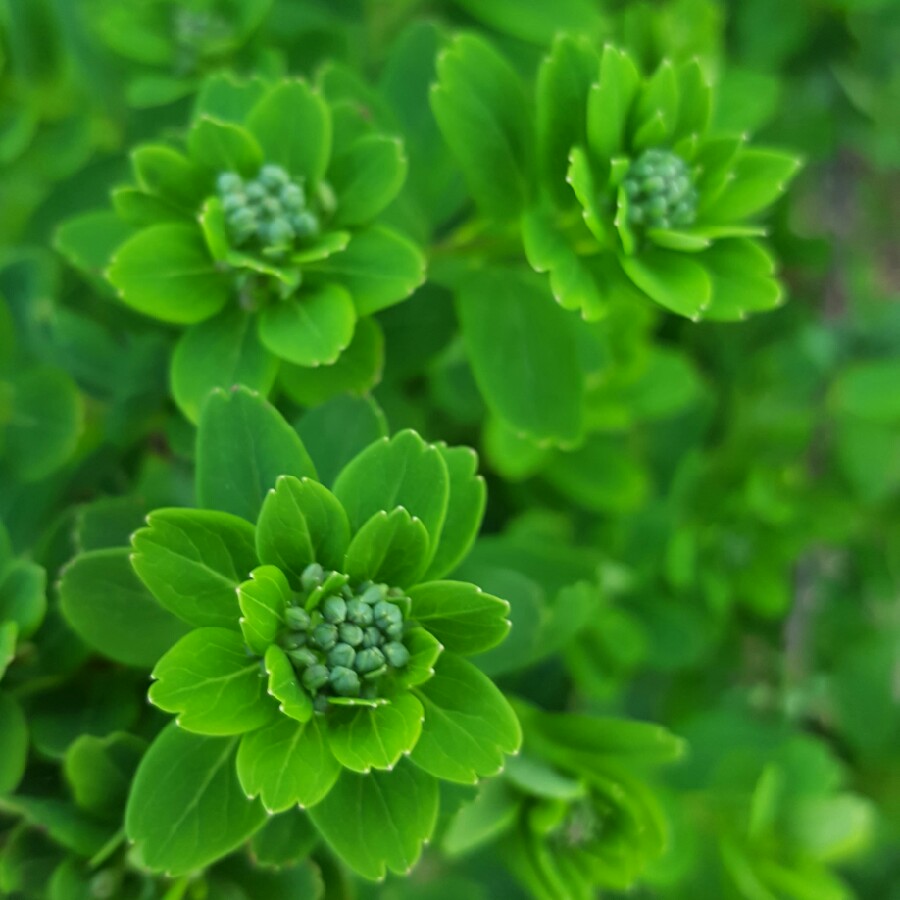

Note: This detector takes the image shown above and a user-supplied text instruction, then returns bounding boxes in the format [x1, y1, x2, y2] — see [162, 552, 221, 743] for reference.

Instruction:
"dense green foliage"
[1, 0, 898, 897]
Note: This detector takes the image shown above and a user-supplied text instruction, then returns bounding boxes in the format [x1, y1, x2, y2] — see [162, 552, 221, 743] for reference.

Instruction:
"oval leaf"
[343, 507, 430, 588]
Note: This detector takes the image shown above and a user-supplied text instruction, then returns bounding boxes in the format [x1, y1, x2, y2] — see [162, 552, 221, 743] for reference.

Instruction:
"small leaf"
[0, 559, 46, 639]
[59, 548, 189, 667]
[308, 759, 439, 879]
[424, 445, 486, 580]
[171, 307, 279, 424]
[238, 565, 289, 655]
[330, 134, 408, 226]
[63, 732, 145, 823]
[53, 210, 133, 283]
[187, 117, 263, 176]
[673, 58, 712, 140]
[308, 226, 426, 317]
[197, 385, 317, 522]
[130, 145, 205, 212]
[107, 224, 231, 325]
[410, 653, 521, 784]
[343, 508, 431, 588]
[567, 145, 609, 243]
[333, 429, 450, 554]
[126, 725, 267, 876]
[630, 59, 678, 149]
[247, 80, 331, 183]
[408, 581, 510, 656]
[702, 148, 802, 222]
[131, 508, 258, 629]
[620, 247, 712, 318]
[194, 73, 269, 123]
[237, 715, 340, 812]
[149, 628, 276, 735]
[703, 238, 783, 321]
[256, 476, 351, 580]
[587, 45, 640, 161]
[257, 285, 356, 368]
[397, 626, 444, 689]
[250, 809, 320, 868]
[264, 645, 313, 723]
[280, 316, 384, 408]
[430, 34, 530, 218]
[327, 693, 424, 773]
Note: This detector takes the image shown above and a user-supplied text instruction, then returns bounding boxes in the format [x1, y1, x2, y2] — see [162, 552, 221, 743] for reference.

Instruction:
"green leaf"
[237, 715, 339, 812]
[452, 0, 603, 45]
[149, 628, 276, 735]
[504, 754, 586, 800]
[587, 45, 641, 161]
[111, 185, 184, 226]
[703, 238, 783, 321]
[396, 626, 443, 689]
[131, 508, 258, 630]
[408, 581, 510, 655]
[424, 445, 486, 580]
[457, 268, 584, 444]
[53, 210, 134, 284]
[187, 117, 263, 177]
[194, 73, 269, 123]
[442, 778, 520, 857]
[308, 226, 426, 317]
[566, 145, 609, 243]
[4, 366, 83, 481]
[257, 285, 356, 367]
[536, 35, 600, 204]
[410, 653, 521, 784]
[171, 308, 279, 424]
[344, 507, 431, 588]
[308, 759, 438, 879]
[197, 385, 317, 521]
[522, 207, 607, 320]
[631, 59, 678, 150]
[831, 358, 900, 424]
[333, 429, 450, 554]
[620, 247, 712, 319]
[250, 809, 320, 868]
[63, 732, 145, 823]
[701, 148, 802, 222]
[0, 795, 113, 858]
[330, 135, 407, 226]
[327, 693, 425, 773]
[0, 560, 46, 639]
[431, 34, 530, 218]
[59, 548, 189, 667]
[264, 644, 313, 723]
[0, 692, 27, 793]
[126, 725, 267, 876]
[238, 565, 289, 656]
[256, 476, 350, 579]
[296, 394, 388, 487]
[673, 58, 712, 140]
[107, 224, 231, 325]
[129, 145, 205, 212]
[247, 80, 331, 183]
[280, 316, 384, 407]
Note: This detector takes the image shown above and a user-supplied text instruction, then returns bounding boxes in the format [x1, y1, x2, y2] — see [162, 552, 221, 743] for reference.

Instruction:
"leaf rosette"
[122, 387, 519, 879]
[101, 74, 424, 421]
[526, 41, 803, 322]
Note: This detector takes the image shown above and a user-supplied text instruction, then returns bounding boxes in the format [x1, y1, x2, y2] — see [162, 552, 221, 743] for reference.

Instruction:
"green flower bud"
[301, 563, 324, 591]
[261, 196, 282, 218]
[216, 172, 243, 194]
[285, 606, 311, 631]
[313, 693, 330, 713]
[622, 148, 698, 231]
[338, 623, 364, 647]
[322, 596, 347, 624]
[354, 646, 385, 675]
[384, 621, 405, 641]
[228, 207, 257, 232]
[328, 642, 356, 669]
[291, 210, 319, 239]
[361, 626, 383, 648]
[360, 584, 387, 606]
[222, 192, 246, 213]
[345, 598, 374, 626]
[383, 641, 410, 668]
[280, 182, 305, 210]
[374, 601, 402, 629]
[311, 623, 338, 651]
[287, 647, 318, 669]
[259, 164, 289, 189]
[245, 182, 266, 203]
[302, 664, 330, 692]
[330, 666, 360, 697]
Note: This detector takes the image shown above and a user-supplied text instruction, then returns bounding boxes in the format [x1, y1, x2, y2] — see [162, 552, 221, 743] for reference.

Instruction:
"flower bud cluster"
[622, 148, 698, 230]
[279, 563, 411, 713]
[216, 164, 320, 255]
